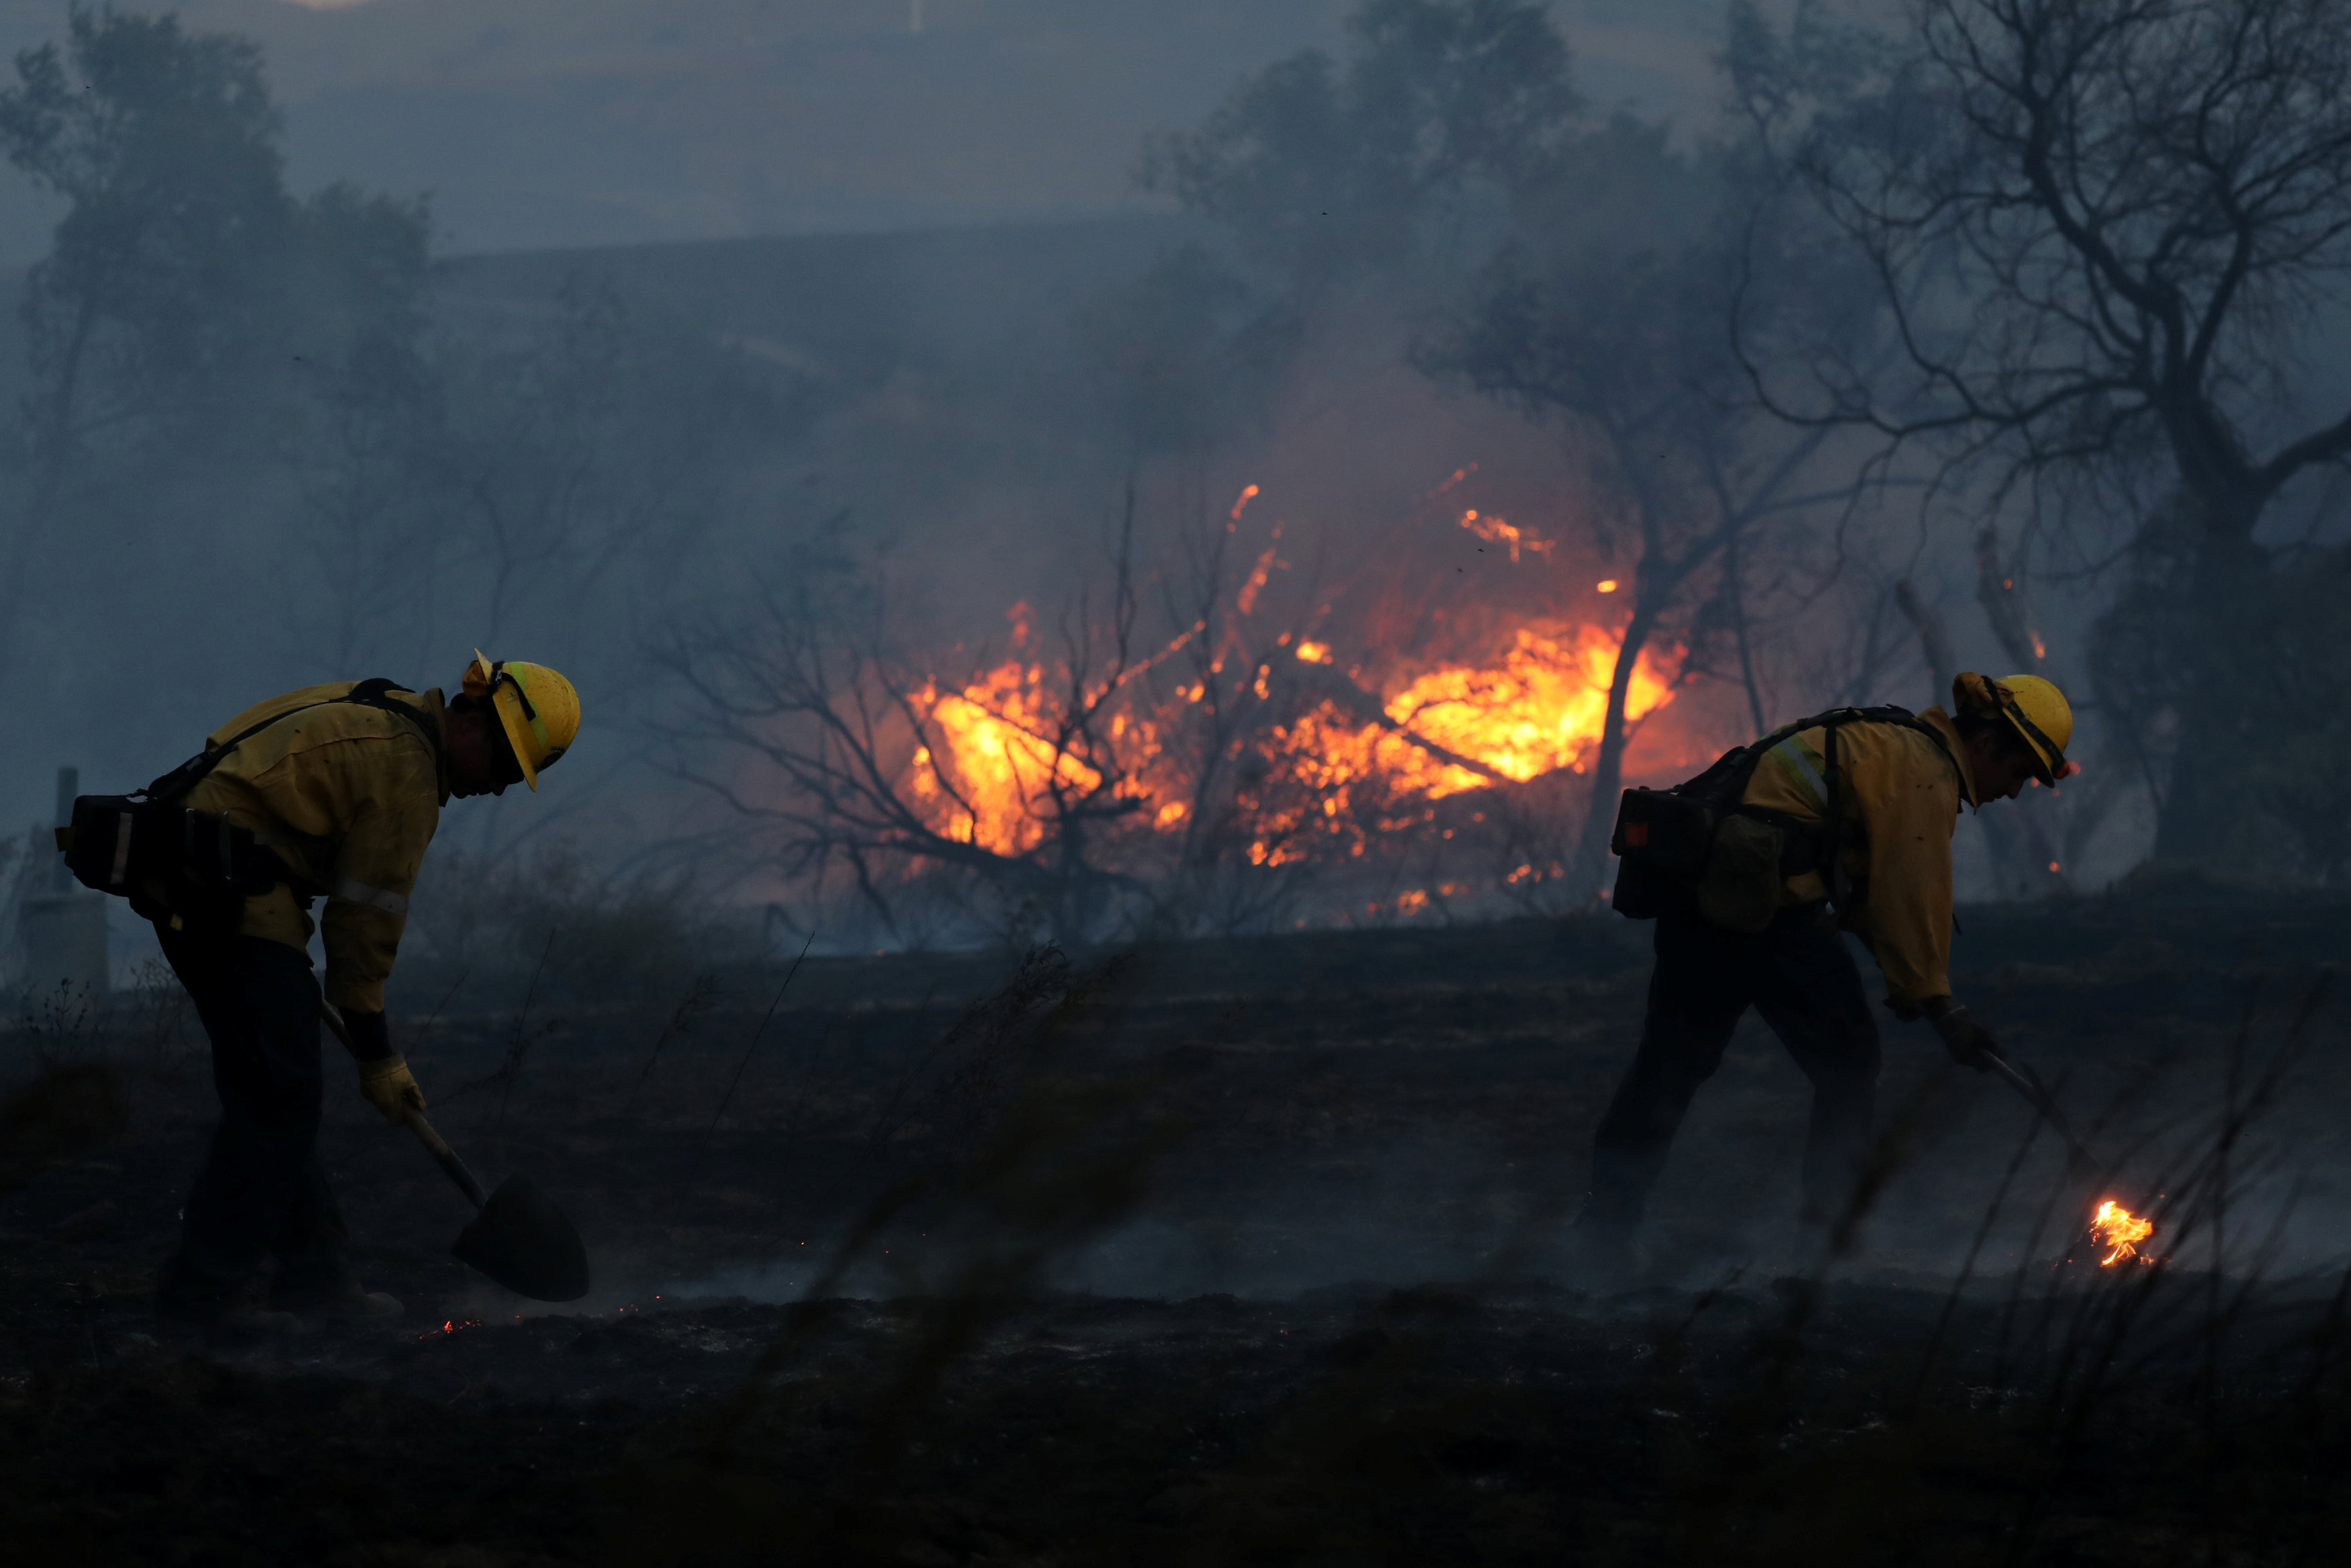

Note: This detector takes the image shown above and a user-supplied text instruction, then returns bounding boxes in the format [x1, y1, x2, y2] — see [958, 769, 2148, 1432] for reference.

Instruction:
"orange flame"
[1456, 508, 1556, 563]
[2089, 1199, 2155, 1266]
[893, 470, 1698, 889]
[904, 619, 1681, 868]
[910, 660, 1134, 854]
[1380, 625, 1677, 793]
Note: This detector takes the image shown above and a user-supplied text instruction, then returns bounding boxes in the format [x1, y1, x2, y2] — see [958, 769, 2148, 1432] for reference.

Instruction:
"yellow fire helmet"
[463, 650, 580, 790]
[1953, 671, 2072, 785]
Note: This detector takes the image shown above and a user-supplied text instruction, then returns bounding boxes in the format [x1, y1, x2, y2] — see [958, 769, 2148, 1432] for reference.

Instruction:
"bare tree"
[1738, 0, 2351, 870]
[430, 279, 768, 654]
[660, 480, 1560, 940]
[655, 514, 1181, 944]
[1145, 492, 1320, 933]
[1443, 125, 1875, 900]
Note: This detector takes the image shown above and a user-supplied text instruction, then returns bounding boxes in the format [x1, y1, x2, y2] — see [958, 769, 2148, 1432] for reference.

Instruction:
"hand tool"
[319, 997, 590, 1301]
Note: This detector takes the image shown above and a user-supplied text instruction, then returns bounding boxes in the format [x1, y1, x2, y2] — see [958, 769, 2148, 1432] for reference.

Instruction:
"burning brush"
[1982, 1049, 2163, 1269]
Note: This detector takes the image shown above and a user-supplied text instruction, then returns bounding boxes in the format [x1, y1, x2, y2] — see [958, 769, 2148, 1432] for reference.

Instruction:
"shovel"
[318, 999, 591, 1302]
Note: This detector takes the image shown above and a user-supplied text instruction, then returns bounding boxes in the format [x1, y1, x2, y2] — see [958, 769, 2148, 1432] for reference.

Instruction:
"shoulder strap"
[339, 678, 442, 766]
[142, 680, 437, 803]
[1733, 704, 1961, 907]
[1830, 704, 1963, 786]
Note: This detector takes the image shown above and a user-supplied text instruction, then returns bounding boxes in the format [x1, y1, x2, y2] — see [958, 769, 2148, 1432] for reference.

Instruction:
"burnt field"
[3, 888, 2349, 1565]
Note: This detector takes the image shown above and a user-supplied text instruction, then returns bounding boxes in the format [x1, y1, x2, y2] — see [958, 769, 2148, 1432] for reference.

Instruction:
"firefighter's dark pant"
[1589, 904, 1881, 1229]
[154, 924, 351, 1312]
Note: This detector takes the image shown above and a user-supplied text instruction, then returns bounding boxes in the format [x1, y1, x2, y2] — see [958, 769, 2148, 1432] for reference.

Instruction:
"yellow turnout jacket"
[180, 682, 448, 1013]
[1737, 706, 1981, 1007]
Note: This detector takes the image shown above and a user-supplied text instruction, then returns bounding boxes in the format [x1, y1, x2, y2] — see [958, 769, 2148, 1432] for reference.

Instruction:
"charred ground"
[3, 888, 2348, 1565]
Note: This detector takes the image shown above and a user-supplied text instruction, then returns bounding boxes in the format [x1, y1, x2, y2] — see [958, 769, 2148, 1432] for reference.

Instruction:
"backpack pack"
[56, 679, 437, 932]
[1608, 704, 1959, 931]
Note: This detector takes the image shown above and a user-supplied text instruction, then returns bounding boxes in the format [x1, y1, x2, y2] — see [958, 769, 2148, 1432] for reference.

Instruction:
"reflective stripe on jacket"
[181, 682, 449, 1013]
[1738, 705, 1980, 1006]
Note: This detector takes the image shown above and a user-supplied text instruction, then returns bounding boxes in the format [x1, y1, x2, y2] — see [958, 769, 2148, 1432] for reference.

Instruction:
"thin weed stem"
[708, 932, 815, 1132]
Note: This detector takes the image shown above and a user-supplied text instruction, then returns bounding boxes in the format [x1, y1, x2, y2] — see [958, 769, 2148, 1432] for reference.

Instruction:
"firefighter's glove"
[355, 1047, 427, 1123]
[1930, 1006, 1999, 1074]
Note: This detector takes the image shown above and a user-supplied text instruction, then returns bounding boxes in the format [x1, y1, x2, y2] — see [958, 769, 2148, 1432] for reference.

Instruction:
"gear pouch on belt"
[51, 684, 425, 928]
[59, 794, 152, 895]
[1695, 814, 1783, 934]
[1607, 788, 1716, 921]
[1611, 787, 1714, 874]
[59, 799, 279, 931]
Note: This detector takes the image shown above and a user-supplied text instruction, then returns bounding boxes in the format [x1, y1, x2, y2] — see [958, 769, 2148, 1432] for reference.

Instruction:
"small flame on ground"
[1595, 580, 1619, 593]
[2090, 1199, 2155, 1266]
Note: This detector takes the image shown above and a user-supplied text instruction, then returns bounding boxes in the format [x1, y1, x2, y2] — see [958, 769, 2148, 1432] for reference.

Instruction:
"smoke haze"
[0, 1, 1724, 263]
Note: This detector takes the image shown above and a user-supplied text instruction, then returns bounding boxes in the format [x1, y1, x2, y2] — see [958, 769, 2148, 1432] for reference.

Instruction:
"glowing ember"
[2089, 1199, 2155, 1266]
[1595, 580, 1619, 593]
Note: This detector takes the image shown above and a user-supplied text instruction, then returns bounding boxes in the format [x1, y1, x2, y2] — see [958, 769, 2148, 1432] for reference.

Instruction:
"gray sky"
[0, 0, 1723, 261]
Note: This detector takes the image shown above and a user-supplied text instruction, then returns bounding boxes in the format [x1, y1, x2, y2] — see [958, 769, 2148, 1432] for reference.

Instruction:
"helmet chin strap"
[1997, 692, 2065, 783]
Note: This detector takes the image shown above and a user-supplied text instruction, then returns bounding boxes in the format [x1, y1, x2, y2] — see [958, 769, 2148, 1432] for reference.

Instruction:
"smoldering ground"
[3, 886, 2349, 1563]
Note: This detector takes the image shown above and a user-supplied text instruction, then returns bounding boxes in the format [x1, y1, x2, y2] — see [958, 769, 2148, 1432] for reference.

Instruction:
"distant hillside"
[0, 0, 1722, 263]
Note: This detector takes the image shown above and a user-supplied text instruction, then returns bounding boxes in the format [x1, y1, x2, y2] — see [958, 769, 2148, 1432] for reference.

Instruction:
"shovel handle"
[316, 996, 488, 1211]
[1984, 1052, 2067, 1133]
[402, 1111, 488, 1210]
[1984, 1050, 2112, 1180]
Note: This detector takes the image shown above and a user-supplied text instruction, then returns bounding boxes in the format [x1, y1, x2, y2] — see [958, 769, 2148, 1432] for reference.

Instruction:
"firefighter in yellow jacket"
[1578, 672, 2072, 1264]
[151, 653, 580, 1329]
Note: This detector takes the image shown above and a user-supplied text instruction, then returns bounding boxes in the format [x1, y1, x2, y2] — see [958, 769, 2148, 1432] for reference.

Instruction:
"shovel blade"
[451, 1172, 591, 1302]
